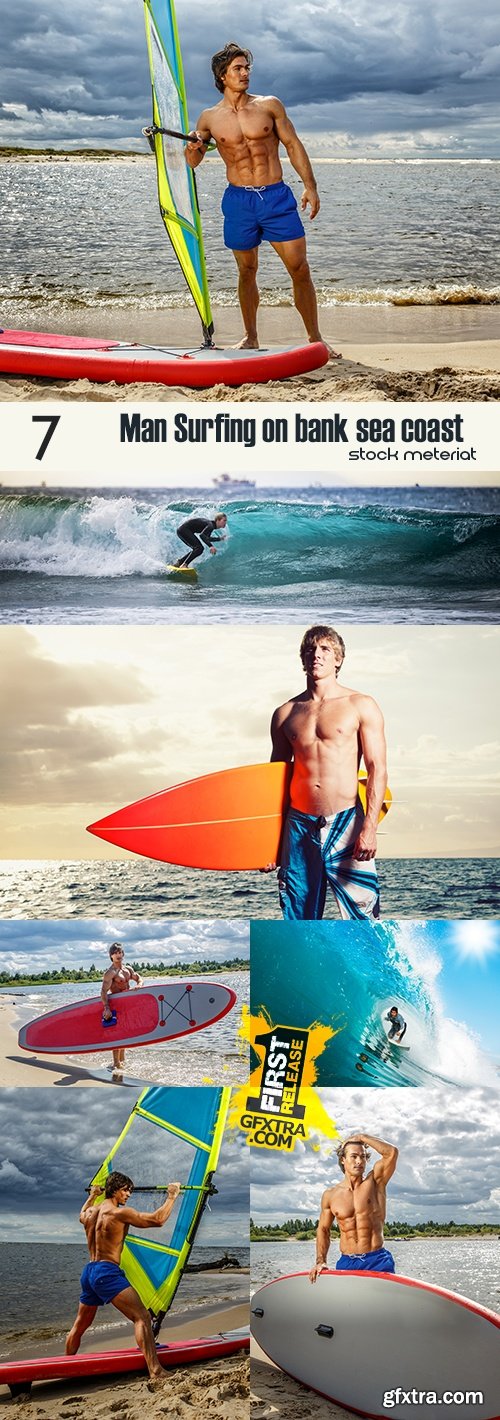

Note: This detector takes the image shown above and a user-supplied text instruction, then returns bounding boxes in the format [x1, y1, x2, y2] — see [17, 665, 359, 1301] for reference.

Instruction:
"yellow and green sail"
[144, 0, 214, 344]
[90, 1085, 230, 1327]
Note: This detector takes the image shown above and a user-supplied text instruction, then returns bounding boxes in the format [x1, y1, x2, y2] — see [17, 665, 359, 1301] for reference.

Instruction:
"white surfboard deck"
[251, 1271, 500, 1419]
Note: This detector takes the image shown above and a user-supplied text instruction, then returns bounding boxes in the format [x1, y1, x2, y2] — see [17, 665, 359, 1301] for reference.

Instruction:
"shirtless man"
[185, 42, 338, 356]
[269, 624, 387, 920]
[309, 1133, 398, 1280]
[101, 943, 143, 1081]
[66, 1170, 180, 1389]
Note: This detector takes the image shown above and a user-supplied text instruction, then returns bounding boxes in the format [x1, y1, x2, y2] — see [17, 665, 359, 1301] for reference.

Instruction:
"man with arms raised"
[101, 943, 143, 1082]
[186, 42, 338, 356]
[309, 1133, 398, 1280]
[66, 1170, 180, 1390]
[269, 624, 387, 919]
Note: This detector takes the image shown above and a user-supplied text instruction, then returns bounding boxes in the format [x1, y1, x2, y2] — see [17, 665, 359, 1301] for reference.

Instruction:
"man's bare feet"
[147, 1369, 168, 1391]
[234, 334, 259, 349]
[314, 337, 342, 360]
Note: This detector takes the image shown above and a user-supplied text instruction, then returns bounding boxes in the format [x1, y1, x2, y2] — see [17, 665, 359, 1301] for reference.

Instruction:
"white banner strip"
[0, 401, 498, 483]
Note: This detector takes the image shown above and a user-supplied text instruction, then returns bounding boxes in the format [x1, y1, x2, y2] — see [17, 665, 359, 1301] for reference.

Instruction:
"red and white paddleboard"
[18, 981, 236, 1054]
[0, 328, 328, 387]
[0, 1329, 250, 1396]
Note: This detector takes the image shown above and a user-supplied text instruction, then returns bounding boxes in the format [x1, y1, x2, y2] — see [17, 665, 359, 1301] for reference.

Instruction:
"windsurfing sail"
[143, 0, 214, 345]
[89, 1085, 230, 1332]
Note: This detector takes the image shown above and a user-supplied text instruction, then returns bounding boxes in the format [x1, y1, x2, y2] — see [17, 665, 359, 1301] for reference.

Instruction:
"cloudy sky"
[250, 1085, 500, 1225]
[0, 624, 498, 859]
[0, 1086, 248, 1242]
[0, 918, 248, 975]
[2, 0, 499, 157]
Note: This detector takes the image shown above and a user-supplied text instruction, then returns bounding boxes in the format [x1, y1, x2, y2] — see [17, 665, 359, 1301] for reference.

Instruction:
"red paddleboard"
[0, 328, 328, 387]
[0, 1329, 250, 1397]
[18, 981, 236, 1054]
[87, 763, 391, 870]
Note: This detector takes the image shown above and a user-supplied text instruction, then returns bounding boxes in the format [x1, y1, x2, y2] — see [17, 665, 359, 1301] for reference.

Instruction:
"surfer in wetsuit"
[174, 512, 227, 568]
[386, 1005, 407, 1042]
[309, 1133, 398, 1281]
[266, 624, 387, 920]
[185, 43, 339, 358]
[101, 943, 143, 1082]
[66, 1170, 181, 1391]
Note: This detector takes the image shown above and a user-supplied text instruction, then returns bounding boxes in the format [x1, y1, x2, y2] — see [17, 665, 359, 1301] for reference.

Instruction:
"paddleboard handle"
[252, 1308, 264, 1318]
[315, 1324, 335, 1338]
[102, 1009, 117, 1028]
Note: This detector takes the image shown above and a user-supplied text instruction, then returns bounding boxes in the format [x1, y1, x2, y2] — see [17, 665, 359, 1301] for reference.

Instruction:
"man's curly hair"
[211, 42, 253, 93]
[336, 1139, 370, 1174]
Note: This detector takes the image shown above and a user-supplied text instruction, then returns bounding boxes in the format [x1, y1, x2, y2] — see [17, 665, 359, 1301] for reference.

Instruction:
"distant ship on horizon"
[212, 474, 256, 490]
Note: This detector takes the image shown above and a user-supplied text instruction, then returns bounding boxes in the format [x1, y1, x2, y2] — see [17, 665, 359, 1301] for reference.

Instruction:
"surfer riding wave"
[185, 42, 339, 358]
[309, 1133, 398, 1280]
[173, 513, 227, 568]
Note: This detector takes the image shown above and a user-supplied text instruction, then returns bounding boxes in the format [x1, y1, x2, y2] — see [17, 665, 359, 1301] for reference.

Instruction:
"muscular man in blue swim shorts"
[185, 42, 339, 357]
[309, 1133, 398, 1281]
[267, 624, 388, 921]
[66, 1170, 180, 1390]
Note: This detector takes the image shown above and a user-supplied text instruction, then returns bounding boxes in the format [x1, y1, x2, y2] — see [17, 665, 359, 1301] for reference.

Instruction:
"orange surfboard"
[87, 763, 391, 871]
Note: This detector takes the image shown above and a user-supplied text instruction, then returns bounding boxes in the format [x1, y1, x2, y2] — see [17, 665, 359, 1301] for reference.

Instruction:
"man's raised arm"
[117, 1183, 181, 1229]
[356, 1132, 399, 1183]
[185, 114, 212, 168]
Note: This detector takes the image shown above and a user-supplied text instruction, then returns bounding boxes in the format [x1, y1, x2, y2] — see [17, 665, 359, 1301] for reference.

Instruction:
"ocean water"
[250, 922, 499, 1090]
[1, 159, 499, 322]
[250, 1238, 500, 1316]
[0, 1243, 250, 1355]
[4, 970, 248, 1086]
[0, 859, 498, 921]
[1, 486, 498, 624]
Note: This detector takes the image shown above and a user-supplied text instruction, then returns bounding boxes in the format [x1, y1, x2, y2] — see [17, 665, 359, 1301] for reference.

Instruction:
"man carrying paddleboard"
[173, 512, 227, 569]
[309, 1133, 398, 1281]
[101, 943, 143, 1082]
[66, 1171, 180, 1390]
[185, 43, 339, 358]
[269, 624, 387, 920]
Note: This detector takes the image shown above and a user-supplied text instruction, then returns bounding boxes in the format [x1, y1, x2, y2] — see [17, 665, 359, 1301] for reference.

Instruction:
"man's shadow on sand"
[7, 1054, 140, 1087]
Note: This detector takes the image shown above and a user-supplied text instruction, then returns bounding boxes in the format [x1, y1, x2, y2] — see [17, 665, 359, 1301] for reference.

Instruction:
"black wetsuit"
[175, 517, 221, 567]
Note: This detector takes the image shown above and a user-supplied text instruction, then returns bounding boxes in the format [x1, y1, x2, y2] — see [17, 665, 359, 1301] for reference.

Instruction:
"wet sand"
[1, 305, 499, 402]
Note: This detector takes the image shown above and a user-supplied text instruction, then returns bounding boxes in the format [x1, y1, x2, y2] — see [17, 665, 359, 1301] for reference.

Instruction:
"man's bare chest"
[286, 703, 358, 748]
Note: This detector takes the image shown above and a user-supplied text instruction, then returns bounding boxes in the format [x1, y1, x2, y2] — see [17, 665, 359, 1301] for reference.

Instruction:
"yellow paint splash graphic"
[229, 1009, 341, 1151]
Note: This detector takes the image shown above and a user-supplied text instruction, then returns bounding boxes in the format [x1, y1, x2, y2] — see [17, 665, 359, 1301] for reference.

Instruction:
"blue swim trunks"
[278, 802, 380, 921]
[222, 180, 305, 250]
[80, 1260, 130, 1306]
[336, 1247, 395, 1273]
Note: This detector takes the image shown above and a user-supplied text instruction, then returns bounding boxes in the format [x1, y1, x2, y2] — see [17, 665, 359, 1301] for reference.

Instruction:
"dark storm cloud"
[1, 0, 498, 149]
[0, 1089, 246, 1237]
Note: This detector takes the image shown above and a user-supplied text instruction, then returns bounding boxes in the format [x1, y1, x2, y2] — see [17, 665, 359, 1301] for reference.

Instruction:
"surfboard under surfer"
[173, 512, 227, 569]
[66, 1170, 180, 1389]
[101, 943, 143, 1082]
[267, 624, 388, 920]
[309, 1133, 399, 1281]
[185, 43, 340, 359]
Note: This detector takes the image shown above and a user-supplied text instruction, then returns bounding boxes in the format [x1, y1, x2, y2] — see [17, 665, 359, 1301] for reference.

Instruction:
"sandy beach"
[252, 1341, 350, 1419]
[0, 996, 145, 1087]
[0, 1304, 249, 1417]
[0, 306, 499, 403]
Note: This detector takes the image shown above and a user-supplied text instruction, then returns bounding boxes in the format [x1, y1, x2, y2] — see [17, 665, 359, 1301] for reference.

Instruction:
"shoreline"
[1, 300, 499, 403]
[0, 997, 139, 1087]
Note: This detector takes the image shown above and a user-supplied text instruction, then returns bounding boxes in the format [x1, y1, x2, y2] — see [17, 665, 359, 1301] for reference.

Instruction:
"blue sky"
[1, 0, 499, 157]
[0, 918, 249, 976]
